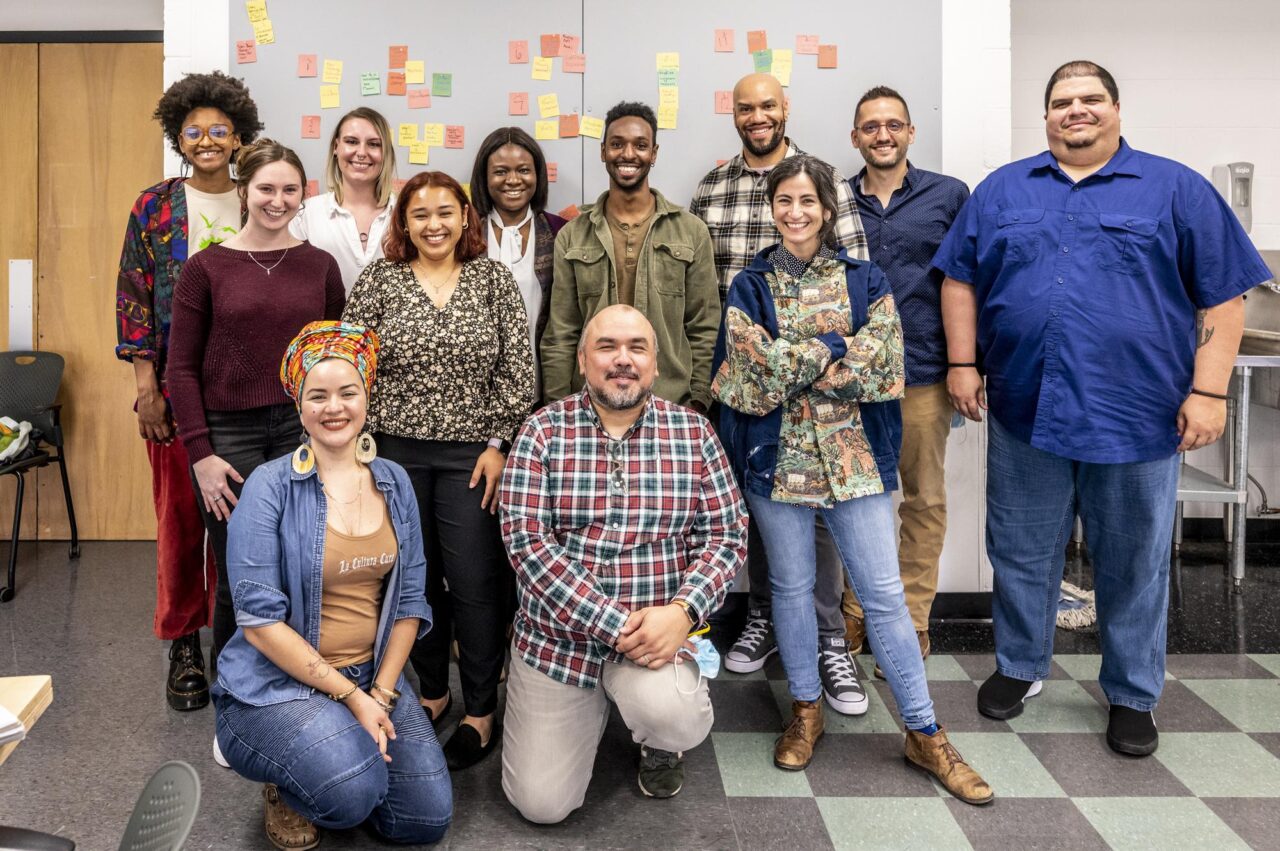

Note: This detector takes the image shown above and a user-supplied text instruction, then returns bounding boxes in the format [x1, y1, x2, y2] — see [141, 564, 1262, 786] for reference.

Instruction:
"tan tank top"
[318, 505, 397, 667]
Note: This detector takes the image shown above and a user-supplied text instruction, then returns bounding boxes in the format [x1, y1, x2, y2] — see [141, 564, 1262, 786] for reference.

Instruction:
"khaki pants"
[501, 647, 714, 824]
[843, 382, 951, 631]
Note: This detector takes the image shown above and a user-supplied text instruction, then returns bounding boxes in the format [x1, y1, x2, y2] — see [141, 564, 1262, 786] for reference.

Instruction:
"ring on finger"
[214, 495, 225, 502]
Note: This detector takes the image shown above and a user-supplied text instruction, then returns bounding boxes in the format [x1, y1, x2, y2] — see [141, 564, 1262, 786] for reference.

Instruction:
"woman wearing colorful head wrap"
[212, 321, 452, 850]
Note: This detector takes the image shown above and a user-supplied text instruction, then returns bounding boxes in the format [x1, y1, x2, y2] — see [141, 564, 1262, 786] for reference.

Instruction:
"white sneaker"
[213, 734, 230, 768]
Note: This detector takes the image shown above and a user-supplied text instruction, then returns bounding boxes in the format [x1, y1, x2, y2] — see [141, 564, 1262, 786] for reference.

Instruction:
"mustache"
[607, 368, 639, 380]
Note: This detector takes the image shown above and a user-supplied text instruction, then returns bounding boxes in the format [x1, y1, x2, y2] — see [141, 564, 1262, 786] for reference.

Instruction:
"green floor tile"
[769, 680, 901, 734]
[1183, 679, 1280, 732]
[1248, 654, 1280, 678]
[817, 796, 971, 850]
[1075, 797, 1248, 851]
[1153, 732, 1280, 797]
[1006, 680, 1108, 733]
[942, 731, 1066, 798]
[711, 732, 813, 797]
[1052, 654, 1102, 681]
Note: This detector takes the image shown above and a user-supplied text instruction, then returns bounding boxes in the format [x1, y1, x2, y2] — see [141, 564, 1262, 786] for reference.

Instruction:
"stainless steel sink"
[1243, 250, 1280, 405]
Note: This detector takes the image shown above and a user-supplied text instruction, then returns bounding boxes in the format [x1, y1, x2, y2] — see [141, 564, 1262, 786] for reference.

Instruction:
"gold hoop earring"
[355, 432, 377, 464]
[292, 440, 315, 475]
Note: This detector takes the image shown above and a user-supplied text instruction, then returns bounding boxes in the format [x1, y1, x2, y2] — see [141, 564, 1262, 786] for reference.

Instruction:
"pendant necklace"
[247, 246, 290, 276]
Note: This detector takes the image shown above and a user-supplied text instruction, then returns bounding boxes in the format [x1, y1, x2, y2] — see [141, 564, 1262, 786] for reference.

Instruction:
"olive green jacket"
[540, 189, 721, 408]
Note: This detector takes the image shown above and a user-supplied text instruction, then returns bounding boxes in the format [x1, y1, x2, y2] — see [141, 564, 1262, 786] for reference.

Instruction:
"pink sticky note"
[407, 89, 431, 109]
[389, 45, 407, 69]
[714, 29, 734, 52]
[509, 91, 529, 115]
[547, 163, 558, 183]
[509, 40, 529, 63]
[445, 125, 465, 148]
[715, 90, 733, 114]
[305, 180, 319, 198]
[562, 53, 586, 73]
[747, 30, 768, 52]
[300, 115, 321, 138]
[236, 40, 257, 64]
[297, 53, 317, 76]
[559, 114, 580, 138]
[561, 34, 580, 54]
[796, 35, 820, 55]
[817, 44, 837, 68]
[386, 71, 406, 96]
[716, 159, 729, 167]
[540, 34, 561, 57]
[392, 178, 408, 192]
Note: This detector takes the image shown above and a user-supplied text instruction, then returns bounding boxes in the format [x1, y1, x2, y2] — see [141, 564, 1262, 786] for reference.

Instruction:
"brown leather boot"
[843, 615, 866, 655]
[904, 726, 994, 805]
[774, 700, 825, 770]
[263, 783, 320, 850]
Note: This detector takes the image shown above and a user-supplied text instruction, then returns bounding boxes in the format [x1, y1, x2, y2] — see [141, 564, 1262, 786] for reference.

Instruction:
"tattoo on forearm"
[1196, 310, 1215, 349]
[306, 651, 331, 681]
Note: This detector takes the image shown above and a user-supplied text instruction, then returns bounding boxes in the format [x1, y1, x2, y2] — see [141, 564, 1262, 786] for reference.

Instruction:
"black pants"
[192, 404, 298, 661]
[379, 434, 507, 718]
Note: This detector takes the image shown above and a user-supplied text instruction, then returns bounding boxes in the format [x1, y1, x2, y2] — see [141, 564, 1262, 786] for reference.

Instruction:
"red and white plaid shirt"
[499, 390, 747, 688]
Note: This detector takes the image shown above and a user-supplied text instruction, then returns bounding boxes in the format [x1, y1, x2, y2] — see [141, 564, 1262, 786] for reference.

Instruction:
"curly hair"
[154, 71, 264, 155]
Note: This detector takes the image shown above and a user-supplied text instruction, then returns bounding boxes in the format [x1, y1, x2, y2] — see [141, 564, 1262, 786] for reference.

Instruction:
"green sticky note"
[431, 72, 452, 97]
[657, 68, 679, 88]
[752, 49, 773, 73]
[360, 71, 381, 96]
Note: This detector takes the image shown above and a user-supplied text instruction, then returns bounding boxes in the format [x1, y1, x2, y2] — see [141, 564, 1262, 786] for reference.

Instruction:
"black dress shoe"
[1107, 705, 1158, 756]
[976, 671, 1042, 720]
[443, 722, 496, 770]
[167, 632, 210, 711]
[424, 692, 452, 731]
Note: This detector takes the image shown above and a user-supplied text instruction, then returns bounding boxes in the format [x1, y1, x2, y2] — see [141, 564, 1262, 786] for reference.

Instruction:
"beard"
[739, 120, 786, 159]
[586, 371, 653, 412]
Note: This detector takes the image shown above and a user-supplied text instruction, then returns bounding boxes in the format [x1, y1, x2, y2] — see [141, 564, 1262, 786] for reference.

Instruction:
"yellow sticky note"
[462, 183, 472, 201]
[404, 60, 425, 85]
[251, 18, 275, 45]
[655, 52, 680, 70]
[580, 115, 605, 139]
[398, 123, 419, 146]
[658, 87, 679, 109]
[319, 85, 340, 109]
[534, 119, 558, 140]
[322, 59, 343, 84]
[245, 0, 267, 22]
[408, 141, 429, 165]
[771, 48, 793, 87]
[531, 56, 553, 81]
[423, 123, 445, 147]
[538, 93, 560, 119]
[657, 105, 678, 130]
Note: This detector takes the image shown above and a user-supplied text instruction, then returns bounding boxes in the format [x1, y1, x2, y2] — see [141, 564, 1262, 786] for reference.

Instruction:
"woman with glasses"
[116, 71, 263, 714]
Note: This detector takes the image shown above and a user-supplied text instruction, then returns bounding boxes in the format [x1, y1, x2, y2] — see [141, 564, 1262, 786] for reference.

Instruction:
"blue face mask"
[675, 635, 721, 694]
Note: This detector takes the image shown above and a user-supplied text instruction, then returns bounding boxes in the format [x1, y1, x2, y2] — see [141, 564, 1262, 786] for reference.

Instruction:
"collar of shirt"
[726, 138, 804, 181]
[768, 243, 837, 278]
[320, 192, 394, 225]
[576, 388, 657, 441]
[853, 160, 920, 199]
[1027, 137, 1144, 182]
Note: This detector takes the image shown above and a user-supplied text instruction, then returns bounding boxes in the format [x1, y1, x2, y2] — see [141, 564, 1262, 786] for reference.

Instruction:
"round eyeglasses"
[181, 124, 232, 143]
[857, 121, 908, 136]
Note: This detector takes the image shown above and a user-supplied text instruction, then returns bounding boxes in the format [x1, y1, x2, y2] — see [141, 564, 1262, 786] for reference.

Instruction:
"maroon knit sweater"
[167, 242, 345, 463]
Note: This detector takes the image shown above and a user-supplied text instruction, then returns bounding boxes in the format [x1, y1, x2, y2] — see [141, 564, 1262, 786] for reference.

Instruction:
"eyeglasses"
[181, 124, 232, 143]
[857, 121, 908, 136]
[607, 440, 627, 495]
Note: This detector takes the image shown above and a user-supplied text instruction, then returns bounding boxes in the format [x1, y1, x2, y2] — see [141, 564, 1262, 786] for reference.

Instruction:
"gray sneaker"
[724, 612, 777, 674]
[819, 636, 869, 716]
[638, 746, 684, 798]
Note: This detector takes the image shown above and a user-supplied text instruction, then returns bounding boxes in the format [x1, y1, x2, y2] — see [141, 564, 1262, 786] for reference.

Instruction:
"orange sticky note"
[509, 40, 529, 63]
[714, 29, 734, 52]
[715, 90, 733, 114]
[559, 113, 580, 138]
[557, 203, 579, 220]
[747, 30, 768, 52]
[407, 89, 431, 109]
[796, 35, 819, 55]
[389, 45, 407, 69]
[393, 178, 408, 193]
[297, 54, 317, 76]
[445, 125, 465, 148]
[561, 34, 580, 54]
[300, 115, 321, 138]
[509, 91, 529, 115]
[562, 53, 586, 74]
[540, 34, 561, 57]
[547, 163, 558, 182]
[236, 40, 257, 63]
[817, 44, 837, 68]
[305, 180, 319, 198]
[386, 71, 406, 96]
[716, 159, 729, 167]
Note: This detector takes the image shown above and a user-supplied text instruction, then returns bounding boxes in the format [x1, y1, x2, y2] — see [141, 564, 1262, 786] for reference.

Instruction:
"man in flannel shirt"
[499, 305, 747, 821]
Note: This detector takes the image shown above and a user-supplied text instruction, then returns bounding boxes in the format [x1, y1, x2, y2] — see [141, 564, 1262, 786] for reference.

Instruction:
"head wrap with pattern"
[280, 320, 380, 406]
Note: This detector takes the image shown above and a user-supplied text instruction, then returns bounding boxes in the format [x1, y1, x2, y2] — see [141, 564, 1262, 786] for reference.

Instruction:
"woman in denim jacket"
[212, 321, 451, 849]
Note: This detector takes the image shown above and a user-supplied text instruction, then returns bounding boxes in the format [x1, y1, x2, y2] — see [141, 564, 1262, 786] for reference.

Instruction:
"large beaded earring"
[292, 434, 315, 475]
[355, 432, 377, 464]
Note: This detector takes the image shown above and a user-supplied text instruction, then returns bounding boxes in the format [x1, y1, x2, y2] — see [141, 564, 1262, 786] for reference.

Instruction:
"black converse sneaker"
[724, 611, 777, 674]
[819, 636, 869, 715]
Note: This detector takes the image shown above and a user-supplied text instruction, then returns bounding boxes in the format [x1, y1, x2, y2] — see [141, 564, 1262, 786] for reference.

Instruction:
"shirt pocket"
[652, 241, 695, 296]
[562, 244, 610, 303]
[1097, 213, 1159, 276]
[994, 208, 1045, 266]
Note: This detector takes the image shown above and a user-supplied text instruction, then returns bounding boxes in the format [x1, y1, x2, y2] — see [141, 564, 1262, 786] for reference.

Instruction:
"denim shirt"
[212, 454, 432, 706]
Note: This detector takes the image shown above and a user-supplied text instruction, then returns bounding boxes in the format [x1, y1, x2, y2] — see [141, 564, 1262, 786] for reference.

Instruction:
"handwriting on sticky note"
[771, 48, 793, 87]
[752, 49, 772, 73]
[657, 68, 679, 88]
[559, 114, 579, 137]
[389, 45, 407, 69]
[297, 54, 317, 76]
[409, 141, 429, 165]
[817, 44, 837, 68]
[659, 88, 679, 109]
[322, 59, 343, 83]
[715, 91, 733, 114]
[531, 56, 553, 81]
[540, 34, 561, 57]
[404, 60, 425, 84]
[423, 123, 445, 147]
[398, 123, 419, 146]
[431, 73, 452, 97]
[714, 29, 734, 52]
[236, 40, 257, 64]
[245, 0, 267, 22]
[746, 30, 767, 52]
[657, 105, 678, 130]
[561, 34, 580, 54]
[562, 53, 586, 74]
[360, 72, 380, 96]
[547, 163, 558, 182]
[580, 115, 605, 138]
[509, 40, 529, 63]
[408, 89, 431, 109]
[301, 115, 321, 138]
[445, 125, 465, 148]
[656, 52, 680, 70]
[796, 35, 819, 55]
[508, 92, 529, 115]
[320, 85, 340, 109]
[534, 120, 558, 141]
[306, 179, 319, 198]
[252, 18, 275, 45]
[386, 72, 406, 96]
[538, 93, 560, 118]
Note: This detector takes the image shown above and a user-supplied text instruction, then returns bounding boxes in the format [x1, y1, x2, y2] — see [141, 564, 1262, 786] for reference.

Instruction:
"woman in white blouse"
[291, 107, 398, 294]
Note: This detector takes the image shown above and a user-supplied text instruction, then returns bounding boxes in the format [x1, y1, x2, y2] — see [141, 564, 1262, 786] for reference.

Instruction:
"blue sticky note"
[752, 49, 772, 73]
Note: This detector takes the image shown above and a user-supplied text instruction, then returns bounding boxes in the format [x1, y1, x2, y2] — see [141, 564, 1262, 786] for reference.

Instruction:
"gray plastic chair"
[117, 761, 201, 851]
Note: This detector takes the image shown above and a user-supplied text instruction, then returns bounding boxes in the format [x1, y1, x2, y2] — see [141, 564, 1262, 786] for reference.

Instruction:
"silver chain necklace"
[247, 246, 290, 276]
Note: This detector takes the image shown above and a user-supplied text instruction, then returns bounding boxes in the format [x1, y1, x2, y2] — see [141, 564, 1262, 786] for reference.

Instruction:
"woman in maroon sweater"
[168, 138, 345, 664]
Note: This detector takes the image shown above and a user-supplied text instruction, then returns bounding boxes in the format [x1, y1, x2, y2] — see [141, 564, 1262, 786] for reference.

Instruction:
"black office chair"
[0, 351, 79, 603]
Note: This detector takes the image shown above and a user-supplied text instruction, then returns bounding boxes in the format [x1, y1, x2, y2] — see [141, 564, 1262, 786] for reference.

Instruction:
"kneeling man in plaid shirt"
[499, 304, 748, 823]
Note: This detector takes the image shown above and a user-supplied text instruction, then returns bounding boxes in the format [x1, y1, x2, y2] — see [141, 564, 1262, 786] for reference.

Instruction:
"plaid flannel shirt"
[499, 390, 748, 689]
[689, 140, 868, 299]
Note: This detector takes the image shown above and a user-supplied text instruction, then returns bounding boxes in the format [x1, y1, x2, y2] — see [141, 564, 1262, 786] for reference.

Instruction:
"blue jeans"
[746, 491, 935, 729]
[214, 661, 452, 844]
[986, 417, 1179, 711]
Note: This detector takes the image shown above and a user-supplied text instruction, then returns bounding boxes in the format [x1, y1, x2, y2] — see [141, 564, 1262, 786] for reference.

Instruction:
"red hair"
[383, 171, 484, 263]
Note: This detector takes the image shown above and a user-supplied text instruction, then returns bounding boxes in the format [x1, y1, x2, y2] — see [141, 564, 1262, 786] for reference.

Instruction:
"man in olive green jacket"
[541, 101, 720, 410]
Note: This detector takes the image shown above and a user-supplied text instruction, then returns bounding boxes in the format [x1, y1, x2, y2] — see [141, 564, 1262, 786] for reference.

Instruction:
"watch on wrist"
[487, 437, 512, 454]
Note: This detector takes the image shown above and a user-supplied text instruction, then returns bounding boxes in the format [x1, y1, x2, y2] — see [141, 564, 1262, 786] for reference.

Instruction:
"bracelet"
[948, 362, 978, 369]
[329, 683, 358, 702]
[371, 696, 394, 713]
[371, 683, 401, 702]
[1191, 388, 1230, 401]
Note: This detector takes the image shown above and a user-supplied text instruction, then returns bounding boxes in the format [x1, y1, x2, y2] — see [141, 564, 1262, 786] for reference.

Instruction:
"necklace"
[247, 246, 290, 276]
[323, 473, 364, 535]
[413, 261, 461, 298]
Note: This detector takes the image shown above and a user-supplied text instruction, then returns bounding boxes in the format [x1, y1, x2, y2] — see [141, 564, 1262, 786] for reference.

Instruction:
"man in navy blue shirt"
[934, 60, 1271, 756]
[843, 86, 970, 673]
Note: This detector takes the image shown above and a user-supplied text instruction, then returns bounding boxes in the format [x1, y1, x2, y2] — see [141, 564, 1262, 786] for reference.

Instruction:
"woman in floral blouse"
[713, 155, 992, 805]
[343, 170, 534, 770]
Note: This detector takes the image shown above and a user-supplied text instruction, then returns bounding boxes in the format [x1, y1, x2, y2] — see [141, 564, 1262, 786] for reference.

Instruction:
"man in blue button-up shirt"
[934, 60, 1271, 757]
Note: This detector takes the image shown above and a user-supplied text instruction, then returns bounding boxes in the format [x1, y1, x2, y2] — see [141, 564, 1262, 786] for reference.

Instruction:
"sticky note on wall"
[387, 72, 406, 96]
[562, 53, 586, 74]
[297, 54, 317, 76]
[408, 141, 429, 165]
[715, 91, 733, 114]
[235, 40, 257, 63]
[398, 123, 419, 145]
[540, 34, 561, 57]
[547, 163, 558, 182]
[322, 59, 343, 83]
[657, 105, 677, 130]
[445, 125, 465, 148]
[245, 0, 267, 22]
[795, 35, 819, 54]
[424, 123, 445, 146]
[408, 89, 431, 109]
[389, 45, 407, 68]
[746, 30, 767, 52]
[538, 93, 560, 118]
[509, 40, 529, 63]
[252, 19, 275, 45]
[817, 45, 837, 68]
[655, 52, 679, 70]
[559, 113, 579, 137]
[405, 60, 425, 84]
[509, 92, 529, 115]
[579, 115, 604, 138]
[531, 57, 553, 81]
[714, 29, 734, 52]
[319, 85, 340, 109]
[561, 34, 581, 53]
[360, 72, 381, 96]
[534, 120, 558, 140]
[658, 88, 679, 109]
[752, 49, 772, 73]
[432, 73, 452, 97]
[301, 115, 321, 138]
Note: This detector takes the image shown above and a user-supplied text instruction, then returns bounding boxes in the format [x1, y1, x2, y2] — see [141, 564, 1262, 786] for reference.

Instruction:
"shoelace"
[641, 747, 681, 770]
[734, 617, 771, 652]
[939, 740, 967, 772]
[170, 639, 200, 669]
[821, 649, 862, 690]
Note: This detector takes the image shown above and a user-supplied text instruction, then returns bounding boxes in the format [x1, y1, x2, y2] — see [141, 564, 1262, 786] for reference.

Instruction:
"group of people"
[114, 58, 1270, 848]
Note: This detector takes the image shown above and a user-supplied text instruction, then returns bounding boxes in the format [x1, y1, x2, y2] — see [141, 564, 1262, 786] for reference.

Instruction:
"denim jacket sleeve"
[389, 466, 433, 640]
[226, 467, 291, 628]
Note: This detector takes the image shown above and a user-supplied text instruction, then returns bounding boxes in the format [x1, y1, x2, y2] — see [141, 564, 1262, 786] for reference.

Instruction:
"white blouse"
[290, 191, 395, 295]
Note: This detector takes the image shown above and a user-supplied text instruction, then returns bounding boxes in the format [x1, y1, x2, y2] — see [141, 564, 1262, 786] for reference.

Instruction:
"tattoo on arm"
[1196, 310, 1216, 349]
[305, 651, 331, 681]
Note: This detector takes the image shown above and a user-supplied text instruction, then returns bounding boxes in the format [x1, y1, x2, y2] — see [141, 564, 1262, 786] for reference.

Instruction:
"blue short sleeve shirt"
[933, 138, 1272, 463]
